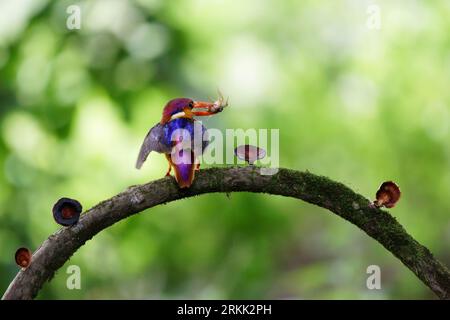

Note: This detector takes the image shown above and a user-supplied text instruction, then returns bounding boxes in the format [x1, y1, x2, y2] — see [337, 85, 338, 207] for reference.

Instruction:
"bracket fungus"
[52, 198, 82, 226]
[15, 247, 32, 269]
[234, 145, 266, 165]
[373, 181, 401, 208]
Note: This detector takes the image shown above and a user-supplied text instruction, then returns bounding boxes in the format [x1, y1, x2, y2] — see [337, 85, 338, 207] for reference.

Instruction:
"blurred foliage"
[0, 0, 449, 299]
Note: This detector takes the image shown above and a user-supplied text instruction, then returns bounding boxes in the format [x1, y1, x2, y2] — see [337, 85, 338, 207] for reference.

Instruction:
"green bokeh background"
[0, 0, 449, 299]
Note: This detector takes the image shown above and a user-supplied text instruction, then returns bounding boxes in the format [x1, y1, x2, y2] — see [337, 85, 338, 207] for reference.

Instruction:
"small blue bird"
[136, 96, 228, 188]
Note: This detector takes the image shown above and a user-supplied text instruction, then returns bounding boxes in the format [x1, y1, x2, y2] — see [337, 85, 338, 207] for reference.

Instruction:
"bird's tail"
[166, 150, 196, 188]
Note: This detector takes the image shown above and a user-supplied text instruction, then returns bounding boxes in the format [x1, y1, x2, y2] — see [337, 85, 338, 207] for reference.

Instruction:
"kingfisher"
[136, 94, 228, 188]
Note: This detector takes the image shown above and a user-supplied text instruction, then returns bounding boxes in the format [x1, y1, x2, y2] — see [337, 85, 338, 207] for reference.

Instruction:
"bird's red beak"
[191, 101, 217, 116]
[169, 95, 228, 121]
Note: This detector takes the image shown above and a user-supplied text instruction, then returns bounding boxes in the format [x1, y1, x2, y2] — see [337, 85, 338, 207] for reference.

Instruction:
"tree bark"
[2, 167, 450, 299]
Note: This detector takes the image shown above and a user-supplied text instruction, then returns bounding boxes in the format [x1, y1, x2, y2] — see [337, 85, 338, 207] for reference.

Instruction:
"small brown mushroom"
[15, 247, 32, 269]
[373, 181, 401, 208]
[234, 145, 266, 165]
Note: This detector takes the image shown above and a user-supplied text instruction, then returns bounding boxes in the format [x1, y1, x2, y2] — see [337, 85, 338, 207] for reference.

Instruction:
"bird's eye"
[188, 101, 194, 108]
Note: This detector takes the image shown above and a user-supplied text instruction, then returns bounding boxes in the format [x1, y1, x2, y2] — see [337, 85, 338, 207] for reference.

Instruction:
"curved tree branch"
[2, 167, 450, 300]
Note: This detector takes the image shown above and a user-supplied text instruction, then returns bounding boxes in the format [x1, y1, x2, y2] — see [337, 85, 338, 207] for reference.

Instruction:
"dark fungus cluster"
[14, 197, 82, 269]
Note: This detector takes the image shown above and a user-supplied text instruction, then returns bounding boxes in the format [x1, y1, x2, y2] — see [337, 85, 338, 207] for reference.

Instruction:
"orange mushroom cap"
[374, 181, 401, 208]
[15, 247, 32, 269]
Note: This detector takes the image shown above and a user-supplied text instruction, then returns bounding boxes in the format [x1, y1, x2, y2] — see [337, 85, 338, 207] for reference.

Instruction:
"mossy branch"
[2, 167, 450, 299]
